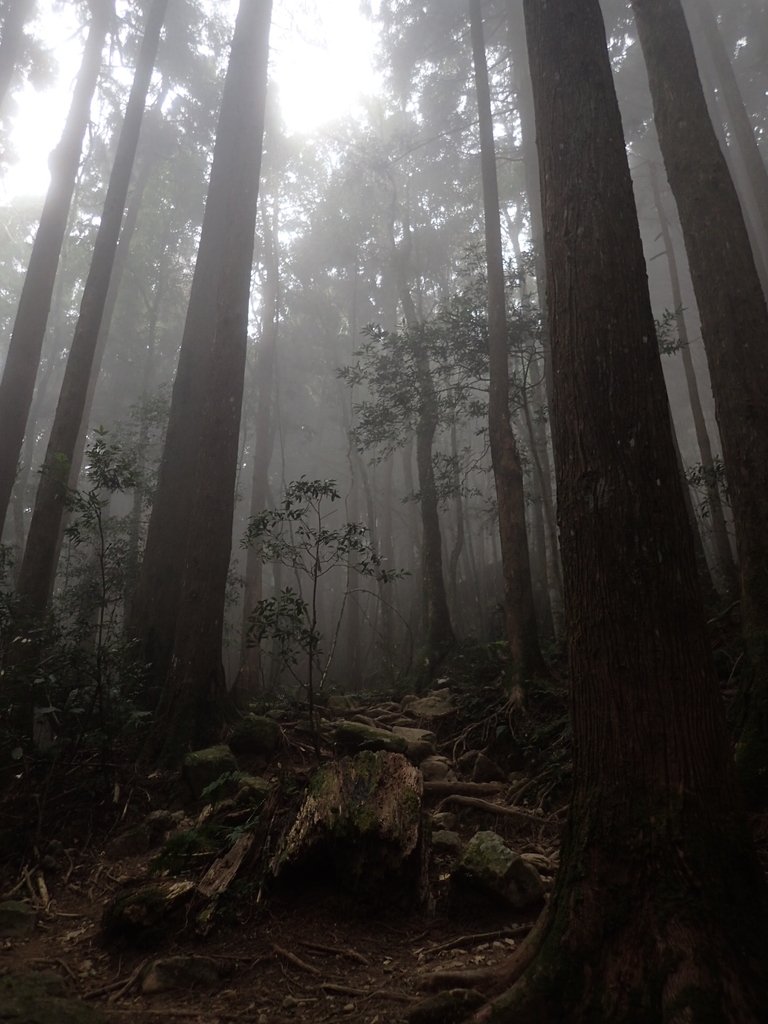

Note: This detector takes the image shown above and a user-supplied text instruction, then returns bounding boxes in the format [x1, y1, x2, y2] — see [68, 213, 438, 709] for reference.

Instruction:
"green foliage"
[2, 431, 150, 790]
[244, 478, 403, 744]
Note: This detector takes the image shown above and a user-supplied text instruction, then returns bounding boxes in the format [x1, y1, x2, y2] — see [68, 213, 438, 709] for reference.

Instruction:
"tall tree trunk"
[684, 0, 768, 289]
[0, 0, 111, 539]
[464, 0, 768, 1016]
[129, 0, 264, 691]
[234, 217, 279, 706]
[469, 0, 546, 692]
[0, 0, 34, 120]
[146, 0, 271, 764]
[630, 0, 768, 802]
[17, 0, 168, 615]
[388, 211, 454, 669]
[648, 158, 738, 598]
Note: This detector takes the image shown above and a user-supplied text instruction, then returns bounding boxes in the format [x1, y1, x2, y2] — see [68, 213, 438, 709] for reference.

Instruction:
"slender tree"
[648, 158, 738, 597]
[468, 0, 548, 692]
[630, 0, 768, 800]
[450, 0, 768, 1017]
[468, 0, 545, 693]
[144, 0, 272, 762]
[684, 0, 768, 285]
[17, 0, 169, 614]
[0, 0, 112, 540]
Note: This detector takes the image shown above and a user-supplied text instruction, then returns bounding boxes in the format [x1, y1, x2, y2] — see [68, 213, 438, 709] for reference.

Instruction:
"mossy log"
[270, 751, 430, 908]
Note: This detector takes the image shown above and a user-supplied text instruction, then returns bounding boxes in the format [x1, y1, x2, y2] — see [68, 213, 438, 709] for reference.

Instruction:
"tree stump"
[270, 751, 430, 909]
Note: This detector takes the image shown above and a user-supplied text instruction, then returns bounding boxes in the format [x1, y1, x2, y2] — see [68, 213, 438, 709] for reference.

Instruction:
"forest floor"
[1, 645, 765, 1024]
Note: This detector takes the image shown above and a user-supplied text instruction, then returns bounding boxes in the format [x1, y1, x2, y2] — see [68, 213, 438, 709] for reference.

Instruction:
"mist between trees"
[1, 0, 768, 1019]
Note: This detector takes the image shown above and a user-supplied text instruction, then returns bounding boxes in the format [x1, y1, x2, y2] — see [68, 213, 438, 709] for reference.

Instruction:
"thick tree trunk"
[0, 0, 111, 539]
[648, 158, 738, 598]
[462, 0, 768, 1017]
[17, 0, 168, 616]
[146, 0, 271, 765]
[469, 0, 546, 692]
[630, 0, 768, 802]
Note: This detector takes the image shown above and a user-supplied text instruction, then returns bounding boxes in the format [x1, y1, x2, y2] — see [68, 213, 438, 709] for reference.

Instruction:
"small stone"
[141, 955, 228, 994]
[420, 756, 455, 782]
[182, 745, 239, 801]
[453, 831, 544, 910]
[0, 901, 36, 936]
[431, 811, 457, 830]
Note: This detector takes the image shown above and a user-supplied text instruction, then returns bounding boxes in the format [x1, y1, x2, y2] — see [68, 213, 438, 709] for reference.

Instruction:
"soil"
[0, 681, 562, 1024]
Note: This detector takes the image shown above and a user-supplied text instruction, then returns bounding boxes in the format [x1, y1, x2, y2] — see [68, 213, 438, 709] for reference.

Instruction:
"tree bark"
[469, 0, 546, 691]
[146, 0, 271, 765]
[0, 0, 111, 539]
[17, 0, 168, 615]
[466, 0, 768, 1017]
[630, 0, 768, 802]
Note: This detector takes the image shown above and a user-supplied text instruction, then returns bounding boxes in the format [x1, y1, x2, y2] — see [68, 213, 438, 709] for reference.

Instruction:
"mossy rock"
[101, 880, 195, 948]
[333, 720, 408, 755]
[0, 972, 107, 1024]
[0, 901, 36, 937]
[454, 831, 544, 909]
[228, 715, 283, 758]
[234, 774, 272, 808]
[182, 745, 239, 801]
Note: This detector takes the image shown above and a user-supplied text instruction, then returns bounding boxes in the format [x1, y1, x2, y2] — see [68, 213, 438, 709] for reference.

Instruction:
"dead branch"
[272, 943, 321, 976]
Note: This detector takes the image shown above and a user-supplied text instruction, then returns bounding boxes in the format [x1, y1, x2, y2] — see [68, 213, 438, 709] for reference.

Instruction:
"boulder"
[228, 715, 283, 758]
[332, 720, 408, 755]
[182, 745, 238, 801]
[101, 880, 195, 948]
[453, 831, 543, 909]
[141, 955, 231, 995]
[431, 811, 458, 831]
[234, 774, 272, 807]
[326, 694, 358, 714]
[392, 726, 437, 764]
[431, 830, 463, 856]
[0, 901, 36, 937]
[402, 688, 454, 720]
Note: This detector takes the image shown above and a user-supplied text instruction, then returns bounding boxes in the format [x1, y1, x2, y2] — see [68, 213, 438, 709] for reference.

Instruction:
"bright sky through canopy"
[1, 0, 382, 200]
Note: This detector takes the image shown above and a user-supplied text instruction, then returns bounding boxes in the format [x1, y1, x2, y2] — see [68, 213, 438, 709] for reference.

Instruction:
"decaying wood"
[197, 833, 254, 899]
